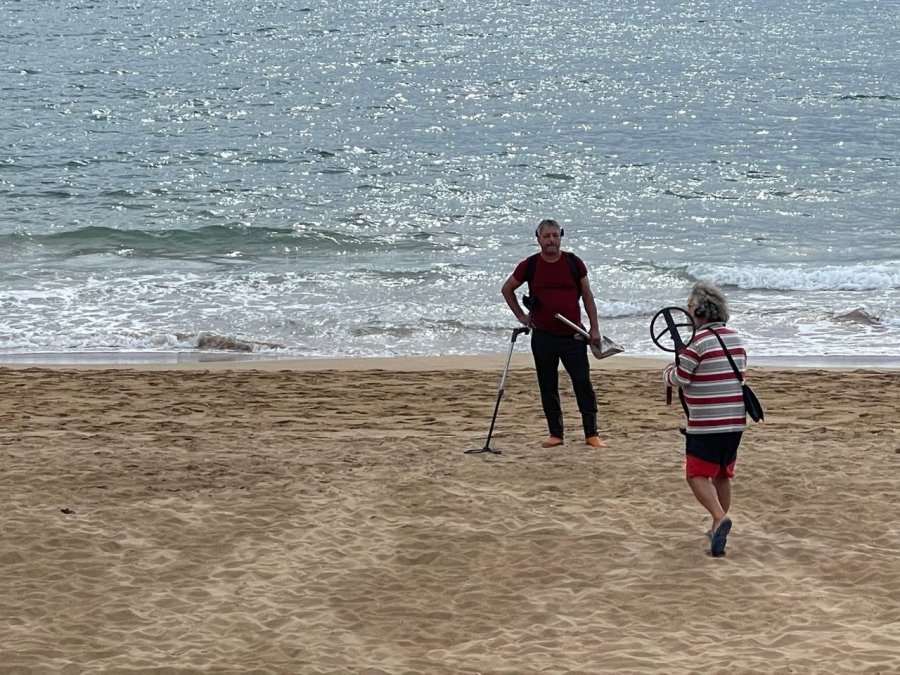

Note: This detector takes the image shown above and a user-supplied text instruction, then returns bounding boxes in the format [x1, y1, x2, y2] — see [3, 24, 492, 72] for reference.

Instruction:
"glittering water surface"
[1, 0, 899, 358]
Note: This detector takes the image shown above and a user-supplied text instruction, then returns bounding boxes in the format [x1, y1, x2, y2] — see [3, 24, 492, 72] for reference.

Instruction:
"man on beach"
[501, 219, 605, 449]
[664, 282, 747, 557]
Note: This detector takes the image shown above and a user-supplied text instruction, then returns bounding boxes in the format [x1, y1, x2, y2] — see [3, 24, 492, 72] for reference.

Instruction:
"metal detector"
[465, 325, 530, 455]
[649, 306, 696, 405]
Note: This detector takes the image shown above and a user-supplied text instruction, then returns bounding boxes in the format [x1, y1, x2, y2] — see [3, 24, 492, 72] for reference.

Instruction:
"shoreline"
[1, 350, 899, 371]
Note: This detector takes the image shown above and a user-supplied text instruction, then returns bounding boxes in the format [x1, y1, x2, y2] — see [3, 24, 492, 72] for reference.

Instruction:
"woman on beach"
[664, 282, 748, 557]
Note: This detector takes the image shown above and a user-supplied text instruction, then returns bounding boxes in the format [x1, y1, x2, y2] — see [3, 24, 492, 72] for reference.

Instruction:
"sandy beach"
[1, 356, 899, 673]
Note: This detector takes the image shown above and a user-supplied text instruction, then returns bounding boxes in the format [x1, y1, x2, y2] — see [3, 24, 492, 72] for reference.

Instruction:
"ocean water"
[2, 0, 899, 361]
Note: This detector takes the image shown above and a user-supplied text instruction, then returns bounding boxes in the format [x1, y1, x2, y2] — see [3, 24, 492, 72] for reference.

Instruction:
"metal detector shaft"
[662, 309, 686, 405]
[650, 306, 695, 407]
[464, 325, 529, 455]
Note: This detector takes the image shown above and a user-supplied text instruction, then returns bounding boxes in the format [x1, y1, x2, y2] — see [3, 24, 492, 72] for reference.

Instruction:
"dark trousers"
[530, 330, 598, 439]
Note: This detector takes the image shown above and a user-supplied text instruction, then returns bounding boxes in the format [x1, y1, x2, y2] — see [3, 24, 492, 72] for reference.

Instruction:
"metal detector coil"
[649, 306, 696, 406]
[650, 306, 696, 353]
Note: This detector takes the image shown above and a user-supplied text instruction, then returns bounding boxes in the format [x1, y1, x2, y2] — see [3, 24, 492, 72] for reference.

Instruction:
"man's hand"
[589, 326, 601, 347]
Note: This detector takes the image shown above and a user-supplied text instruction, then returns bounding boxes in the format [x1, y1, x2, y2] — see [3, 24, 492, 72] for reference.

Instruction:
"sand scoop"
[554, 313, 624, 359]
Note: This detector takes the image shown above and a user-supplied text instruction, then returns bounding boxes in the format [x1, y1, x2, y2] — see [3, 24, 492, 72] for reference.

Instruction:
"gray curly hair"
[687, 281, 730, 323]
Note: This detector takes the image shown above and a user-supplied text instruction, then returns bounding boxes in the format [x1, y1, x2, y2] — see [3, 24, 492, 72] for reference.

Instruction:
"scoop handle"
[554, 313, 595, 340]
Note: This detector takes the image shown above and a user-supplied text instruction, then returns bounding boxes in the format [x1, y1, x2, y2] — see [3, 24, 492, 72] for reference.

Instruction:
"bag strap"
[565, 252, 583, 300]
[523, 253, 539, 294]
[708, 327, 745, 384]
[524, 252, 583, 300]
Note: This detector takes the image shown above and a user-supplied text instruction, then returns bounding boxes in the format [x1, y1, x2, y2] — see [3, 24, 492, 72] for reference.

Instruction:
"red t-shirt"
[513, 253, 587, 335]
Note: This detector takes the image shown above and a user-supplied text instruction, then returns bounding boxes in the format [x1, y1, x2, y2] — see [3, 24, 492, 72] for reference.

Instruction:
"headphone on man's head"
[535, 221, 564, 238]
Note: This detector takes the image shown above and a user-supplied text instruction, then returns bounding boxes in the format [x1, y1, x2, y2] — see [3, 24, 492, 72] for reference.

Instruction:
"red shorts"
[685, 455, 735, 480]
[684, 431, 741, 480]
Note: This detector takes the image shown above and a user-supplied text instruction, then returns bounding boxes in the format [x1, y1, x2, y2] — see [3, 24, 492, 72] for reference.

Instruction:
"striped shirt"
[663, 322, 748, 434]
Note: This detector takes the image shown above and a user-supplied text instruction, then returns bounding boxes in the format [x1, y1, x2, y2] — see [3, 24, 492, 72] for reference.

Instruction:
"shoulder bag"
[708, 329, 765, 422]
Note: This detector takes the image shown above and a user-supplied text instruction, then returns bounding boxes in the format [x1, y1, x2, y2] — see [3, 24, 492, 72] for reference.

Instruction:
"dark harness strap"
[524, 252, 583, 300]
